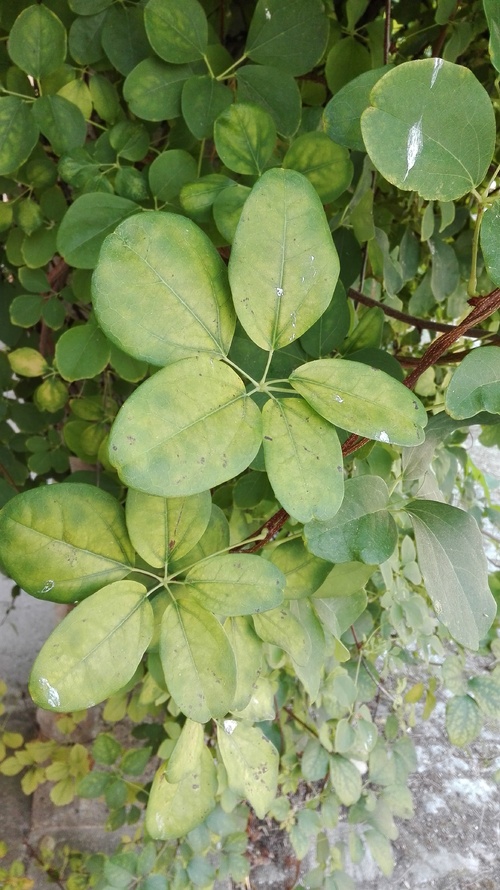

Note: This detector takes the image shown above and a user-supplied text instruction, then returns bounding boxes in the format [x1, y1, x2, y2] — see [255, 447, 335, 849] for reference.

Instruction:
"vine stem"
[235, 286, 500, 549]
[383, 0, 392, 64]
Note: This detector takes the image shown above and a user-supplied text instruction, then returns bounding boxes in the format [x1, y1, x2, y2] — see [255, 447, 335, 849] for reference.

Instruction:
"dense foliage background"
[1, 1, 500, 887]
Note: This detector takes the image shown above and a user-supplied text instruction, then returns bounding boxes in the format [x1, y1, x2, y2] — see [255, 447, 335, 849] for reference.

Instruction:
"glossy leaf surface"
[361, 60, 495, 201]
[229, 168, 340, 350]
[29, 581, 153, 711]
[262, 397, 344, 523]
[0, 484, 134, 602]
[108, 356, 262, 497]
[290, 358, 427, 445]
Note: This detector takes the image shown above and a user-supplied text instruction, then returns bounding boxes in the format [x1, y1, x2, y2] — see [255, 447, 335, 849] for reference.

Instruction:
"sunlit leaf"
[217, 720, 279, 817]
[108, 356, 262, 497]
[125, 489, 212, 570]
[29, 581, 153, 711]
[229, 168, 340, 350]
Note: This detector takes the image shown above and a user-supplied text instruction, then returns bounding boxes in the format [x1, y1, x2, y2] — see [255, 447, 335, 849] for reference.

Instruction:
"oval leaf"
[253, 605, 311, 665]
[480, 199, 500, 286]
[57, 193, 138, 269]
[329, 754, 362, 806]
[268, 538, 331, 600]
[361, 59, 496, 201]
[0, 483, 135, 603]
[237, 64, 301, 138]
[55, 322, 111, 381]
[108, 356, 262, 497]
[217, 721, 279, 818]
[123, 58, 193, 121]
[0, 98, 39, 175]
[160, 598, 236, 722]
[445, 695, 482, 747]
[262, 397, 344, 523]
[229, 168, 340, 351]
[214, 103, 276, 176]
[8, 4, 67, 79]
[224, 616, 263, 711]
[29, 581, 153, 711]
[144, 0, 208, 64]
[323, 66, 392, 151]
[406, 499, 496, 649]
[92, 212, 235, 365]
[283, 132, 353, 203]
[245, 0, 328, 76]
[290, 358, 427, 445]
[445, 346, 500, 419]
[182, 75, 233, 139]
[147, 734, 216, 839]
[305, 476, 397, 565]
[126, 489, 212, 570]
[185, 553, 285, 615]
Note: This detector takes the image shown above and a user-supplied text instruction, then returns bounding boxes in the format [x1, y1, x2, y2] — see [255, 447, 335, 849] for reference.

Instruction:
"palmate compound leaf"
[0, 483, 134, 603]
[108, 355, 262, 497]
[29, 581, 153, 711]
[125, 489, 212, 569]
[228, 168, 340, 351]
[405, 500, 496, 649]
[184, 553, 285, 615]
[160, 598, 236, 723]
[262, 397, 344, 523]
[92, 212, 235, 366]
[290, 359, 427, 445]
[217, 720, 279, 818]
[360, 59, 496, 202]
[445, 347, 500, 418]
[147, 720, 217, 839]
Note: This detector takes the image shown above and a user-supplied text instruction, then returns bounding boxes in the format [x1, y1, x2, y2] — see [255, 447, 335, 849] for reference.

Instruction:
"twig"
[383, 0, 392, 64]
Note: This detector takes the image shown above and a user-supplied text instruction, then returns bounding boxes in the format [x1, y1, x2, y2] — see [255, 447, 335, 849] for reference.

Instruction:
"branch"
[348, 288, 493, 339]
[383, 0, 392, 64]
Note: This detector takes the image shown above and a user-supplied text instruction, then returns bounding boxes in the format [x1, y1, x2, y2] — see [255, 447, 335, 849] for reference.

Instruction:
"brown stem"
[232, 508, 289, 553]
[348, 288, 492, 339]
[383, 0, 392, 64]
[0, 462, 19, 491]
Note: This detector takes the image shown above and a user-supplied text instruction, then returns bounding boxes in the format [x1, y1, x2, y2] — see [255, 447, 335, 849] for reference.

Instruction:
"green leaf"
[213, 103, 276, 176]
[8, 347, 48, 377]
[290, 359, 427, 445]
[480, 198, 500, 286]
[267, 538, 331, 600]
[108, 356, 262, 497]
[169, 504, 229, 574]
[68, 12, 106, 66]
[364, 829, 394, 877]
[33, 95, 86, 155]
[148, 149, 197, 203]
[305, 477, 397, 565]
[468, 676, 500, 719]
[93, 733, 122, 765]
[160, 598, 236, 722]
[77, 772, 112, 798]
[144, 0, 208, 64]
[109, 121, 150, 162]
[361, 59, 496, 201]
[55, 322, 111, 381]
[147, 745, 216, 839]
[289, 598, 325, 700]
[323, 66, 392, 151]
[313, 562, 376, 598]
[406, 500, 496, 649]
[125, 489, 212, 570]
[57, 194, 138, 269]
[484, 0, 500, 73]
[123, 58, 193, 122]
[329, 754, 362, 805]
[228, 168, 340, 351]
[180, 173, 234, 222]
[313, 590, 367, 638]
[325, 37, 371, 96]
[29, 581, 153, 711]
[0, 483, 134, 603]
[445, 347, 500, 418]
[245, 0, 329, 76]
[92, 212, 235, 365]
[8, 4, 66, 79]
[184, 553, 285, 616]
[69, 0, 113, 12]
[283, 133, 353, 203]
[182, 76, 233, 139]
[213, 184, 251, 243]
[445, 695, 482, 746]
[300, 281, 350, 358]
[262, 397, 344, 523]
[101, 5, 150, 76]
[253, 604, 311, 665]
[9, 294, 43, 327]
[224, 616, 263, 710]
[236, 64, 301, 138]
[217, 721, 279, 818]
[0, 98, 39, 175]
